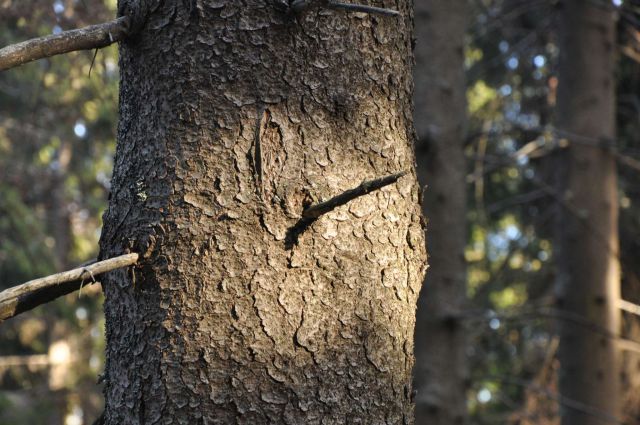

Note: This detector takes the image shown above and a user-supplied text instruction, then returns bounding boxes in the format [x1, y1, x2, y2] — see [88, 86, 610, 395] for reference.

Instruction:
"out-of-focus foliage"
[0, 1, 118, 423]
[465, 0, 640, 423]
[464, 0, 558, 420]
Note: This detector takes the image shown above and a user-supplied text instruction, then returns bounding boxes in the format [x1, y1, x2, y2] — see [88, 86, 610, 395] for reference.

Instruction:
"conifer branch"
[0, 253, 138, 322]
[0, 16, 130, 71]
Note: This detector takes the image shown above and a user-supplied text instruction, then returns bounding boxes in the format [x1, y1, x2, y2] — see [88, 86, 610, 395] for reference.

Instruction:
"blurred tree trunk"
[620, 272, 640, 423]
[48, 141, 73, 270]
[413, 1, 469, 424]
[97, 1, 426, 423]
[555, 2, 620, 424]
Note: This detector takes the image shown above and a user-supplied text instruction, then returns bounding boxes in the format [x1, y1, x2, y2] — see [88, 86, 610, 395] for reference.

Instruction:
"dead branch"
[618, 298, 640, 317]
[0, 16, 130, 71]
[302, 171, 407, 219]
[488, 374, 625, 424]
[284, 171, 408, 249]
[327, 1, 400, 16]
[616, 152, 640, 173]
[0, 354, 50, 368]
[290, 0, 400, 17]
[0, 253, 138, 322]
[621, 45, 640, 65]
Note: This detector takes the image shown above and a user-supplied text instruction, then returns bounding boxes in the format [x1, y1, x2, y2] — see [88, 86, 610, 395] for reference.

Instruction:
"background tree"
[413, 0, 469, 424]
[554, 2, 620, 423]
[618, 11, 640, 421]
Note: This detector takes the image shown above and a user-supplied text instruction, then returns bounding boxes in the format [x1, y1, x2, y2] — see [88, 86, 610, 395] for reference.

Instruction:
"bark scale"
[98, 1, 426, 423]
[413, 1, 468, 424]
[555, 2, 620, 424]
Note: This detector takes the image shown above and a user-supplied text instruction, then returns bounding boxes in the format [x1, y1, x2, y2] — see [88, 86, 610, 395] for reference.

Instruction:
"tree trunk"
[413, 1, 468, 424]
[48, 141, 73, 270]
[98, 1, 426, 423]
[555, 2, 620, 424]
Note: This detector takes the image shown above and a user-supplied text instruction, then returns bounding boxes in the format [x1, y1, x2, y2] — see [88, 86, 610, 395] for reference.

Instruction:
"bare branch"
[285, 171, 408, 249]
[0, 354, 50, 369]
[486, 188, 548, 214]
[618, 298, 640, 317]
[302, 171, 407, 219]
[487, 374, 625, 424]
[0, 16, 130, 71]
[463, 305, 640, 355]
[290, 0, 400, 17]
[327, 1, 400, 16]
[621, 45, 640, 64]
[0, 253, 138, 321]
[615, 151, 640, 173]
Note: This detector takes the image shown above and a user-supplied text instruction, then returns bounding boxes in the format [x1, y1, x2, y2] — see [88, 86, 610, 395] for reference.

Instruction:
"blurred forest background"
[1, 0, 640, 424]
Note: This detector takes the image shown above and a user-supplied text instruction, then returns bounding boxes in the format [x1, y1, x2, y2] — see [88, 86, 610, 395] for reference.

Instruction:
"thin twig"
[78, 266, 97, 298]
[290, 0, 400, 17]
[0, 253, 138, 321]
[615, 151, 640, 173]
[463, 306, 640, 355]
[327, 1, 400, 17]
[88, 48, 99, 77]
[486, 188, 548, 214]
[0, 16, 130, 71]
[486, 374, 625, 424]
[302, 171, 407, 219]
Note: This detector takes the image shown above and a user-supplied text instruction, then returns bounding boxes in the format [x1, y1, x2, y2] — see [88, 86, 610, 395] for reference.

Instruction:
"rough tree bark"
[555, 2, 620, 424]
[413, 1, 468, 424]
[98, 0, 426, 423]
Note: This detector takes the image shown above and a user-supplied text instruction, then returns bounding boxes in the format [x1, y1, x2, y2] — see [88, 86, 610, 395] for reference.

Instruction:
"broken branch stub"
[302, 171, 408, 219]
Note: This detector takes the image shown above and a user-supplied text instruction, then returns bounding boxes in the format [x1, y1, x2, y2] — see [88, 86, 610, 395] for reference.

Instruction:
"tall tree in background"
[413, 0, 469, 423]
[97, 1, 426, 423]
[617, 17, 640, 420]
[555, 1, 620, 424]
